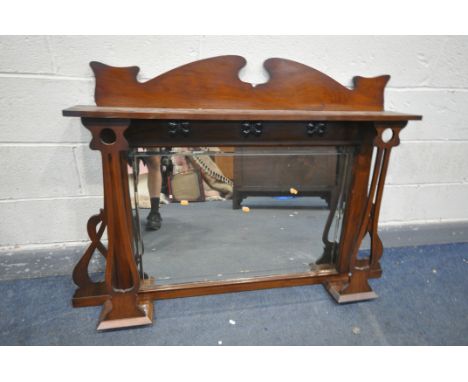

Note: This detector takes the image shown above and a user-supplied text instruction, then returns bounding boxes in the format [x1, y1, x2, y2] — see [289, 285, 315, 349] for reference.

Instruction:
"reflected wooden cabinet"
[232, 147, 337, 209]
[62, 56, 421, 331]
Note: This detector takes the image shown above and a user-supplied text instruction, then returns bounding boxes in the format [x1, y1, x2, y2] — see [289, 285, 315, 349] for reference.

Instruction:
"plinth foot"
[324, 281, 378, 303]
[97, 299, 154, 331]
[323, 270, 378, 304]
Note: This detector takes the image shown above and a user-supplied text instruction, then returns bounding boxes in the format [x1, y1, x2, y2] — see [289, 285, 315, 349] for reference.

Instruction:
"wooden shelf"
[63, 105, 422, 121]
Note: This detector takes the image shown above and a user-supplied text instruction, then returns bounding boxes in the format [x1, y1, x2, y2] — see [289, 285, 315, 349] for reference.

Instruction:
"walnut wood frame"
[63, 56, 421, 330]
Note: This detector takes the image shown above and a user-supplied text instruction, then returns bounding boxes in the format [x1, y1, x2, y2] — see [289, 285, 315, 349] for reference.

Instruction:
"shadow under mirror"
[127, 146, 355, 288]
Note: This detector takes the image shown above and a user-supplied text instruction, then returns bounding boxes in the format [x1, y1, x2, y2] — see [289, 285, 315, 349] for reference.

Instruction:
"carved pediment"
[91, 55, 389, 111]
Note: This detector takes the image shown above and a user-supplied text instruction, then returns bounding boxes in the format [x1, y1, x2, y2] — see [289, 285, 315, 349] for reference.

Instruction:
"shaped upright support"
[324, 122, 407, 303]
[76, 118, 152, 330]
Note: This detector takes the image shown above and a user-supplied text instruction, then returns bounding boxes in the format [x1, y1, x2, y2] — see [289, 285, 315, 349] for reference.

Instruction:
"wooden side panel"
[214, 147, 234, 180]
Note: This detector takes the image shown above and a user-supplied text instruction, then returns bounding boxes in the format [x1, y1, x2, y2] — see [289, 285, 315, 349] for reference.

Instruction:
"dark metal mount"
[168, 121, 191, 137]
[306, 122, 327, 137]
[241, 121, 263, 138]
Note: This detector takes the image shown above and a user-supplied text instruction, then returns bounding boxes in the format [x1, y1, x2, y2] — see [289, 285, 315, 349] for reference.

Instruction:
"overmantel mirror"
[63, 56, 421, 330]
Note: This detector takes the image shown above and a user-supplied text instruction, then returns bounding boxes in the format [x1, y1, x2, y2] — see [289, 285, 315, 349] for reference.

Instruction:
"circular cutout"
[100, 128, 117, 145]
[381, 128, 393, 143]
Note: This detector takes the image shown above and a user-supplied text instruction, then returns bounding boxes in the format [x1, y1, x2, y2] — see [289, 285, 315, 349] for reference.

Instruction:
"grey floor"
[139, 197, 335, 284]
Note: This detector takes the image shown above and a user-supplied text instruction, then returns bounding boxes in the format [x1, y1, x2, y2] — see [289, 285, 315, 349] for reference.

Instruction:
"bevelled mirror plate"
[127, 146, 355, 288]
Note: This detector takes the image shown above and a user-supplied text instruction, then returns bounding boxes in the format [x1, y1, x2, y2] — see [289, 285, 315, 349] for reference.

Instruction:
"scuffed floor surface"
[0, 243, 467, 345]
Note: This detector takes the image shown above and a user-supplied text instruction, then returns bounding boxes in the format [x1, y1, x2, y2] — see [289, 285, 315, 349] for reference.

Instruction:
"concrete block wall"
[1, 35, 467, 247]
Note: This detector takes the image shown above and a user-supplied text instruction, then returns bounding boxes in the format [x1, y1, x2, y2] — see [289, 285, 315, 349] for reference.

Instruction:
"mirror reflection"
[128, 146, 354, 286]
